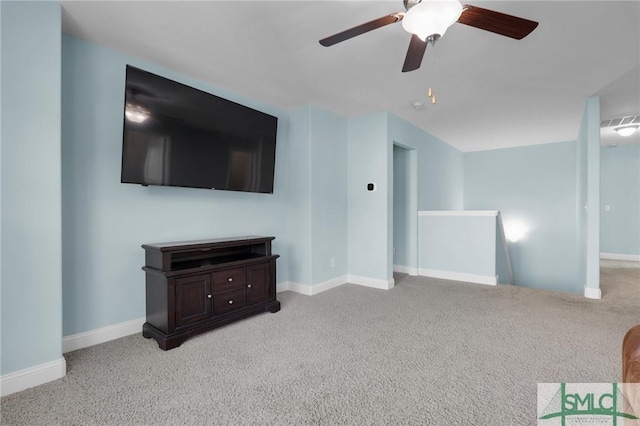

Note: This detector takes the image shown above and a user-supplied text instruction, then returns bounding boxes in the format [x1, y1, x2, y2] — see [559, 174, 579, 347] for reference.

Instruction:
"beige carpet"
[600, 259, 640, 304]
[1, 272, 638, 425]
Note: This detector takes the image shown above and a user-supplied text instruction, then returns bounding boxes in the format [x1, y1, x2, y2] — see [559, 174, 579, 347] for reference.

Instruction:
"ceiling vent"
[600, 115, 640, 128]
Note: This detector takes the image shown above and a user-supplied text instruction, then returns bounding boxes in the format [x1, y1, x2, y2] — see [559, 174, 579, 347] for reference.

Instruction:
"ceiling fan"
[319, 0, 538, 72]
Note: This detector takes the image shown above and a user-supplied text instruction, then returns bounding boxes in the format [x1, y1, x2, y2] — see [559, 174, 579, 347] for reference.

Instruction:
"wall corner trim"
[62, 317, 145, 354]
[584, 287, 602, 299]
[1, 357, 66, 397]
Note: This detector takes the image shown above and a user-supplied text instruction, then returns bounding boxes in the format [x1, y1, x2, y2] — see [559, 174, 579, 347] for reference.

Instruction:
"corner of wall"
[0, 358, 66, 397]
[584, 286, 602, 299]
[585, 96, 601, 292]
[1, 0, 63, 379]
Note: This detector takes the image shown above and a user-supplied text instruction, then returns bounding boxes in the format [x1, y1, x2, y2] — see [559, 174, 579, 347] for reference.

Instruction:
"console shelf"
[141, 236, 280, 350]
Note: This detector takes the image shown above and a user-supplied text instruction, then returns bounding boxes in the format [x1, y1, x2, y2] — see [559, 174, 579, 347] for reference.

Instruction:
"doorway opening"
[392, 143, 418, 284]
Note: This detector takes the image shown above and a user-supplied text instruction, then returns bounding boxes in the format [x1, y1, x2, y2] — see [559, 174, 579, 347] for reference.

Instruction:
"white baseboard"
[62, 317, 145, 353]
[418, 210, 499, 217]
[311, 275, 348, 294]
[278, 276, 348, 296]
[419, 268, 498, 286]
[347, 274, 395, 290]
[393, 265, 419, 276]
[285, 281, 312, 295]
[584, 287, 602, 299]
[1, 357, 66, 397]
[276, 281, 290, 293]
[600, 253, 640, 262]
[279, 274, 395, 294]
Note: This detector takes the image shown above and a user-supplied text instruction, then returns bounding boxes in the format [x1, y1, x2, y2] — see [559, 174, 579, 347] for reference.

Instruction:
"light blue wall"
[387, 114, 464, 275]
[464, 141, 581, 293]
[1, 1, 62, 375]
[347, 112, 389, 281]
[284, 106, 312, 285]
[284, 106, 348, 286]
[309, 106, 348, 284]
[418, 214, 496, 277]
[601, 143, 640, 255]
[586, 98, 601, 291]
[61, 36, 294, 336]
[576, 106, 588, 287]
[348, 112, 464, 282]
[387, 114, 464, 211]
[579, 97, 601, 292]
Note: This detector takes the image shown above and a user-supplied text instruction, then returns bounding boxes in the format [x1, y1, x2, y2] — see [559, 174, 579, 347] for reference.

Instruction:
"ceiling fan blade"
[458, 5, 538, 40]
[402, 34, 428, 73]
[319, 13, 403, 47]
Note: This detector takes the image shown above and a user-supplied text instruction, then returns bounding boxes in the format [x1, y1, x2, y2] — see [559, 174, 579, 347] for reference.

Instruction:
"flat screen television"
[121, 65, 278, 193]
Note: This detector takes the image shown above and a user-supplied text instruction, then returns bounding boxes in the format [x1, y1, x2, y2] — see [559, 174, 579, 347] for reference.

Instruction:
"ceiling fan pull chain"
[429, 41, 437, 105]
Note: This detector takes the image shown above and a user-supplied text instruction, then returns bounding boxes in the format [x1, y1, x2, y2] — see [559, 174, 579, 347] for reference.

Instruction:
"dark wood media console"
[142, 236, 280, 350]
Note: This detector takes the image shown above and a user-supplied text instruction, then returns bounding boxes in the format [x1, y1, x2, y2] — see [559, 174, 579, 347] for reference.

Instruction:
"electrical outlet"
[604, 205, 611, 212]
[330, 258, 335, 268]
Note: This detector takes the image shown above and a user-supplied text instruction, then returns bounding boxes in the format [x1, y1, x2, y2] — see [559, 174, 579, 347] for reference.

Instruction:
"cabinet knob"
[207, 294, 212, 299]
[228, 300, 234, 305]
[227, 278, 233, 282]
[247, 284, 252, 288]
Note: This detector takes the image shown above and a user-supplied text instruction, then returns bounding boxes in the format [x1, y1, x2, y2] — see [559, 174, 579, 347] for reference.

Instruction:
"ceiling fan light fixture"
[401, 0, 463, 41]
[614, 125, 638, 137]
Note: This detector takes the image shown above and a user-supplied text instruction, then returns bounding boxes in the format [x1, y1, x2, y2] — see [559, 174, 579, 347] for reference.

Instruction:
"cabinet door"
[246, 262, 272, 305]
[175, 274, 212, 328]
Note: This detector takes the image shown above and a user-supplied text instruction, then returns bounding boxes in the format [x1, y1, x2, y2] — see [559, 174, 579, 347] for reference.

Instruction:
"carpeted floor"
[600, 259, 640, 304]
[1, 271, 638, 425]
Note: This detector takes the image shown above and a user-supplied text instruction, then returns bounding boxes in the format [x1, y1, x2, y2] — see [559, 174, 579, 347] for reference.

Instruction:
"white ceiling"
[60, 0, 640, 152]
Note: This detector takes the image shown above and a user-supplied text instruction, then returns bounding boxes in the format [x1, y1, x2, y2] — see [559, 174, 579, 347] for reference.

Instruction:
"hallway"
[600, 259, 640, 306]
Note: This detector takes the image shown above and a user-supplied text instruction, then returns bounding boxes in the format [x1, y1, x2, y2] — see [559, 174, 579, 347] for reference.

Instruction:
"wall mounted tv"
[121, 65, 278, 193]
